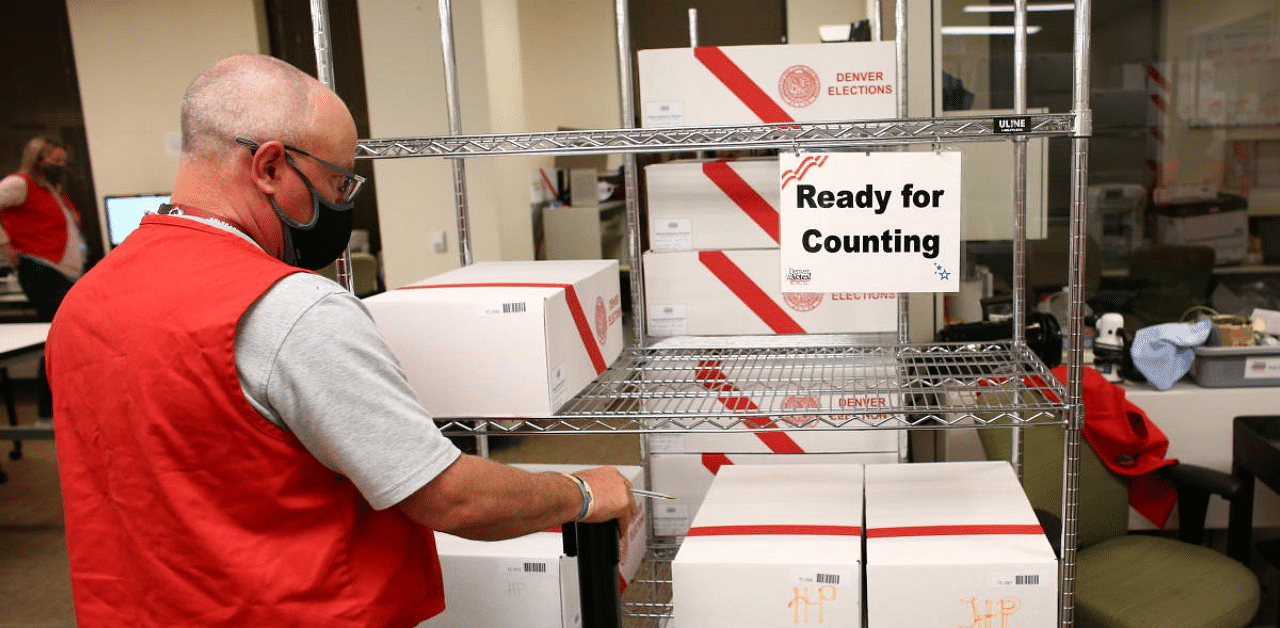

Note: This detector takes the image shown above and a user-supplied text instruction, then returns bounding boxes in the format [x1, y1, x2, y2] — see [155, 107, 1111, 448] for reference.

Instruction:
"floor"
[2, 382, 1277, 628]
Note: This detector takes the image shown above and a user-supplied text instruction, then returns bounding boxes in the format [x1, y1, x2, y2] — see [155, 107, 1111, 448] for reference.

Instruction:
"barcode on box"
[503, 302, 527, 314]
[816, 573, 840, 585]
[524, 562, 547, 573]
[1015, 574, 1039, 586]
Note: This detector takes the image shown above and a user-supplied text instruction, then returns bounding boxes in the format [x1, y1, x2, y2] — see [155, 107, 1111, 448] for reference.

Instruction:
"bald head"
[180, 54, 324, 162]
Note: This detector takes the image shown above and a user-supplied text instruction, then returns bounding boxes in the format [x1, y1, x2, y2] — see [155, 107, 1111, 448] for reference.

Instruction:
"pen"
[631, 488, 677, 500]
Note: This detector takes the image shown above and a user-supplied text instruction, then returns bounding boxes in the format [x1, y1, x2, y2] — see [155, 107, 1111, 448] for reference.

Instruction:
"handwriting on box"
[961, 597, 1023, 628]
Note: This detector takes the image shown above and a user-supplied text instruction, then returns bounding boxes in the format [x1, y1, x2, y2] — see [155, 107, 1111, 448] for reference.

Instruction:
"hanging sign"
[778, 151, 961, 293]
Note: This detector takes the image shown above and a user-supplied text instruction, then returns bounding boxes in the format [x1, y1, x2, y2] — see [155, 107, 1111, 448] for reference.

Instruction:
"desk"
[0, 323, 52, 483]
[1229, 416, 1280, 563]
[1123, 379, 1280, 530]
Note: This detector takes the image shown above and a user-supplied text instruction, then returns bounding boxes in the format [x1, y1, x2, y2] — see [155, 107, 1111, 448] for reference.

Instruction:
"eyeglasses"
[235, 136, 366, 205]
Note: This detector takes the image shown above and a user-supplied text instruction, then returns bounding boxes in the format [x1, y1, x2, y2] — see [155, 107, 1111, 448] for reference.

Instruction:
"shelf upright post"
[616, 0, 645, 348]
[438, 0, 473, 268]
[1061, 1, 1093, 626]
[894, 0, 911, 346]
[1009, 0, 1030, 481]
[307, 0, 355, 294]
[868, 0, 883, 41]
[437, 0, 487, 458]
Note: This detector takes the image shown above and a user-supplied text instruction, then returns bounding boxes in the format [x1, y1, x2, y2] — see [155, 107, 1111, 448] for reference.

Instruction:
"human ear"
[249, 141, 288, 195]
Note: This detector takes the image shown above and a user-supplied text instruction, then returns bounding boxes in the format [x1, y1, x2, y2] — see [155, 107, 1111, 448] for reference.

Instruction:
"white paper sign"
[778, 151, 961, 293]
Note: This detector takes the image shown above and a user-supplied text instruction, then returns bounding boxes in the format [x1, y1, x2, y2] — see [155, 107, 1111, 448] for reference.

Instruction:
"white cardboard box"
[864, 462, 1058, 628]
[364, 261, 623, 417]
[639, 42, 897, 128]
[650, 453, 898, 537]
[646, 158, 782, 251]
[643, 250, 899, 336]
[1152, 209, 1249, 265]
[672, 464, 866, 628]
[419, 464, 647, 628]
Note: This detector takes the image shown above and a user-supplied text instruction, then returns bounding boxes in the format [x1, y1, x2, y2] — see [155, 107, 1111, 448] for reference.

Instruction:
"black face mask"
[40, 164, 67, 185]
[269, 162, 355, 271]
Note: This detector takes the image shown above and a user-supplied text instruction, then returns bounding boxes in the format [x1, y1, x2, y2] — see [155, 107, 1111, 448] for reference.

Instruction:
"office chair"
[316, 252, 382, 298]
[975, 388, 1259, 628]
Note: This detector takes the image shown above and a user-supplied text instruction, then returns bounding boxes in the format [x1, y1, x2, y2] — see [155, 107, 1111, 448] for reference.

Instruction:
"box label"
[652, 218, 694, 252]
[786, 569, 854, 624]
[477, 300, 531, 317]
[779, 151, 961, 293]
[644, 100, 684, 127]
[1244, 356, 1280, 380]
[504, 560, 553, 576]
[648, 433, 686, 452]
[648, 303, 689, 336]
[988, 570, 1051, 587]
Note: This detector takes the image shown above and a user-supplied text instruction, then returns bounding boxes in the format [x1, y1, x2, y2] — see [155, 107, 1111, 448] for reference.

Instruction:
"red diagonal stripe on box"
[698, 251, 805, 334]
[694, 47, 795, 124]
[401, 282, 607, 374]
[695, 360, 804, 454]
[865, 524, 1044, 538]
[688, 524, 863, 537]
[701, 452, 734, 474]
[703, 160, 780, 243]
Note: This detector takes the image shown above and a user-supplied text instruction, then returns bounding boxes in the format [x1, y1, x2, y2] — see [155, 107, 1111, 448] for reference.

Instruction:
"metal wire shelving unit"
[307, 0, 1093, 625]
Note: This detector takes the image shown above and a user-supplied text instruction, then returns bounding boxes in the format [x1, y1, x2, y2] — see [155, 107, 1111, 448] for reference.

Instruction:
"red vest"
[2, 174, 78, 262]
[47, 215, 444, 627]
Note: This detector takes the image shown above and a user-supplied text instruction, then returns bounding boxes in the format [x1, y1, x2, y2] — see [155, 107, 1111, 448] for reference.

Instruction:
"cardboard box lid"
[677, 464, 863, 564]
[864, 462, 1056, 565]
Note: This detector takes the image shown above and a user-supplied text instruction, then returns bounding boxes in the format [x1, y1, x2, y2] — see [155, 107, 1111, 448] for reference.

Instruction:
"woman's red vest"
[2, 174, 78, 262]
[46, 214, 444, 627]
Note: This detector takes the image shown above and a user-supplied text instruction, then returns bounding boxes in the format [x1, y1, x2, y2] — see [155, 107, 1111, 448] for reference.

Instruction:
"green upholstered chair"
[976, 389, 1259, 628]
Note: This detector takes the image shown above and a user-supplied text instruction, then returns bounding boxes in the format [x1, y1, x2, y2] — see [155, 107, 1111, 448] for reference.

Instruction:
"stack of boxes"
[636, 41, 909, 535]
[672, 462, 1059, 628]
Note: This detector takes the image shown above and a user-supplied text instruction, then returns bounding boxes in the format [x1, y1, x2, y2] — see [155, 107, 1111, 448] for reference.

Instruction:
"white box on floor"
[364, 261, 623, 417]
[639, 41, 897, 128]
[864, 462, 1058, 628]
[646, 158, 781, 251]
[643, 250, 899, 336]
[672, 464, 866, 628]
[420, 464, 647, 628]
[649, 453, 898, 537]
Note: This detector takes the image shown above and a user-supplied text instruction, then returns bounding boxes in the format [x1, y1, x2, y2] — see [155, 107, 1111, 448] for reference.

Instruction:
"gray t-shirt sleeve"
[236, 272, 462, 510]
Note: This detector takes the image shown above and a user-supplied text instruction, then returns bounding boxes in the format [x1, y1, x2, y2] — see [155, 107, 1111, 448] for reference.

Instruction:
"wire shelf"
[433, 339, 1067, 435]
[355, 113, 1078, 159]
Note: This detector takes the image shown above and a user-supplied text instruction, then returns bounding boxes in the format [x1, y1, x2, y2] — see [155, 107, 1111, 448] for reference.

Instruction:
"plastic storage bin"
[1190, 345, 1280, 387]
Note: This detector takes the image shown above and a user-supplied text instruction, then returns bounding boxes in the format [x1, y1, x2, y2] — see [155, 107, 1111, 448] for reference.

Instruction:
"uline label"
[993, 116, 1031, 133]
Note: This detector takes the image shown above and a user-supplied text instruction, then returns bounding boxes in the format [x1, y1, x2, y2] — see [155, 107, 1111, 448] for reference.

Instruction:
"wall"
[357, 0, 503, 288]
[788, 0, 867, 44]
[64, 0, 269, 253]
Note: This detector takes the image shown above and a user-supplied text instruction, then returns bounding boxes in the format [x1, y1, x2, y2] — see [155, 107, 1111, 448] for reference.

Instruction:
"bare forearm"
[395, 454, 633, 541]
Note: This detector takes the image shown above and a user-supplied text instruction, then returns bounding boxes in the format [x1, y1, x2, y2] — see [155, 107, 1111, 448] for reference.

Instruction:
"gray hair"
[180, 54, 315, 161]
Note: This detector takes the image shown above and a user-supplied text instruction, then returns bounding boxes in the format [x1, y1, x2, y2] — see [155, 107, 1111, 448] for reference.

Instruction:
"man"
[46, 54, 636, 627]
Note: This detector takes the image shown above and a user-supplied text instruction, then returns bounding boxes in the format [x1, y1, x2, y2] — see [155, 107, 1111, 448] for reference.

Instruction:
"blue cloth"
[1130, 320, 1212, 390]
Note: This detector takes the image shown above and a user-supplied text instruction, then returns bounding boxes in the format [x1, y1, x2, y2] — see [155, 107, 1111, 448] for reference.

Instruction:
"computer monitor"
[103, 194, 170, 248]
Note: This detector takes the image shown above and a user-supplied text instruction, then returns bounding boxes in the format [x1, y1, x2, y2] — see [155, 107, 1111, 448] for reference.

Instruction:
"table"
[1122, 379, 1280, 530]
[1229, 416, 1280, 563]
[0, 323, 52, 483]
